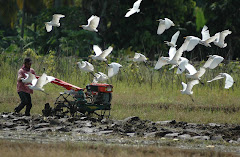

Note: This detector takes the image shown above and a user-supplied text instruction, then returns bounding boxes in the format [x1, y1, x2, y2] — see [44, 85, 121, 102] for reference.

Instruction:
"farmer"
[14, 57, 35, 116]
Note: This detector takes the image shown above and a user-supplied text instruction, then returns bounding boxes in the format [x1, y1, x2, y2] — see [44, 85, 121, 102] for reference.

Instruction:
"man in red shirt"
[15, 57, 35, 116]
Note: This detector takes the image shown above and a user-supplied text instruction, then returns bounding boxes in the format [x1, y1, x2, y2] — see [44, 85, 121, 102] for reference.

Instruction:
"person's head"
[24, 57, 32, 68]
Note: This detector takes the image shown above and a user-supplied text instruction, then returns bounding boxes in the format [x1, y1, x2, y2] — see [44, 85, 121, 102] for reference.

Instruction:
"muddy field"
[0, 112, 240, 155]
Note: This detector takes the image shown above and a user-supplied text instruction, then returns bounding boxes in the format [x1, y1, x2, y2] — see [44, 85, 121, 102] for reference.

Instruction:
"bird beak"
[156, 20, 160, 21]
[183, 37, 187, 39]
[79, 25, 82, 27]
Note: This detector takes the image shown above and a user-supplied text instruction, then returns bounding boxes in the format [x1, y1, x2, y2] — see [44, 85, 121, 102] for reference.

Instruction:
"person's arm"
[17, 69, 24, 82]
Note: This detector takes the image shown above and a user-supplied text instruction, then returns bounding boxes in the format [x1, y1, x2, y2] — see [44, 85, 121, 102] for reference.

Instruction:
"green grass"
[0, 52, 240, 124]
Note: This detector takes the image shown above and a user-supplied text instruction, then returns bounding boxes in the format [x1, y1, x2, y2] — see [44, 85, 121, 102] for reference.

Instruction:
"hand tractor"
[42, 78, 113, 118]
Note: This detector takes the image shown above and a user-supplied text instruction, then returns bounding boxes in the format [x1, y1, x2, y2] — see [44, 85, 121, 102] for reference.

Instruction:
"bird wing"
[45, 23, 52, 32]
[171, 46, 184, 63]
[86, 61, 94, 72]
[185, 63, 197, 75]
[52, 14, 65, 24]
[125, 9, 137, 17]
[197, 67, 206, 78]
[218, 30, 232, 44]
[208, 55, 224, 69]
[35, 73, 48, 89]
[157, 20, 165, 35]
[201, 25, 210, 41]
[133, 0, 142, 10]
[207, 74, 224, 83]
[177, 59, 188, 74]
[100, 46, 113, 59]
[168, 47, 176, 60]
[88, 15, 100, 29]
[22, 72, 36, 83]
[77, 61, 86, 69]
[223, 73, 234, 89]
[204, 34, 218, 44]
[154, 57, 169, 69]
[181, 82, 187, 91]
[170, 31, 180, 46]
[164, 18, 174, 29]
[186, 80, 199, 93]
[93, 45, 103, 56]
[186, 37, 200, 51]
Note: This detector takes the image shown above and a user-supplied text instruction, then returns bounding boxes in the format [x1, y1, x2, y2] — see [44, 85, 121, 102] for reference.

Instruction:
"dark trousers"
[15, 91, 32, 116]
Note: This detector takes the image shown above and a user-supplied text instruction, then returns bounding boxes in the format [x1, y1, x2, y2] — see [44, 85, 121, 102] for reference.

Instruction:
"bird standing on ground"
[80, 15, 100, 32]
[91, 45, 113, 61]
[207, 73, 234, 89]
[157, 18, 175, 35]
[125, 0, 142, 17]
[181, 80, 199, 102]
[45, 14, 65, 32]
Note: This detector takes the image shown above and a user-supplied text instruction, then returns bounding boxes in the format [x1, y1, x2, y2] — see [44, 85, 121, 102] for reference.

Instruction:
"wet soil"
[0, 112, 240, 155]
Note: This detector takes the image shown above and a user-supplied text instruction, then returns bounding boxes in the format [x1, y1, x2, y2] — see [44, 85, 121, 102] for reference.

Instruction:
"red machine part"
[51, 78, 83, 91]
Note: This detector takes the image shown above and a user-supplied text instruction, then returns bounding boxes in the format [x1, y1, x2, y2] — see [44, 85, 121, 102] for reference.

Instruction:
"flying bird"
[164, 31, 180, 47]
[80, 15, 100, 32]
[213, 29, 232, 48]
[77, 61, 94, 72]
[125, 0, 142, 17]
[26, 73, 54, 94]
[21, 72, 36, 83]
[93, 72, 109, 83]
[133, 53, 147, 62]
[45, 14, 65, 32]
[181, 80, 199, 102]
[203, 55, 224, 69]
[157, 18, 175, 35]
[200, 25, 219, 47]
[91, 45, 113, 61]
[108, 62, 123, 78]
[207, 73, 234, 89]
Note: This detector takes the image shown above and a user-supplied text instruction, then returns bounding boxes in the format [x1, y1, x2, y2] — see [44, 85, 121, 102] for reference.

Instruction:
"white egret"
[182, 36, 202, 52]
[108, 62, 123, 78]
[91, 45, 113, 61]
[93, 72, 109, 83]
[77, 61, 94, 72]
[214, 30, 232, 48]
[207, 73, 234, 89]
[26, 73, 53, 94]
[177, 60, 206, 84]
[154, 46, 186, 70]
[125, 0, 142, 17]
[200, 25, 219, 47]
[80, 15, 100, 32]
[181, 80, 199, 102]
[203, 55, 224, 69]
[133, 53, 147, 62]
[21, 72, 36, 83]
[45, 14, 65, 32]
[164, 31, 180, 47]
[157, 18, 175, 35]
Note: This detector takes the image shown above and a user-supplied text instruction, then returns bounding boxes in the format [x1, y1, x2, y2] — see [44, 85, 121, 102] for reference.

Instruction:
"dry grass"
[0, 140, 237, 157]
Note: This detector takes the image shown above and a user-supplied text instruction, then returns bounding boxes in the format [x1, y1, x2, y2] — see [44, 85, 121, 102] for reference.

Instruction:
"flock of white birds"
[23, 0, 234, 101]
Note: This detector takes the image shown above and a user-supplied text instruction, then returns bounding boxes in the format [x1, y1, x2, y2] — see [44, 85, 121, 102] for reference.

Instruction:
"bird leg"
[41, 90, 49, 95]
[199, 79, 204, 85]
[189, 95, 194, 102]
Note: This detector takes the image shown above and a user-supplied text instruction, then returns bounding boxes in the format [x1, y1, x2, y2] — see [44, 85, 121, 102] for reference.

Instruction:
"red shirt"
[17, 65, 36, 94]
